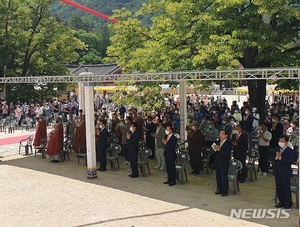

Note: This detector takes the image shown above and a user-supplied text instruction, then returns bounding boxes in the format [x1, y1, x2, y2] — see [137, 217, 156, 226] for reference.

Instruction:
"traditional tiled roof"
[65, 63, 121, 75]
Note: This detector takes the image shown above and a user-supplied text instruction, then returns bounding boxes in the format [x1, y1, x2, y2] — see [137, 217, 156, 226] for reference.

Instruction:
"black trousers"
[98, 148, 107, 169]
[215, 165, 228, 194]
[122, 144, 129, 161]
[259, 146, 269, 173]
[128, 152, 139, 176]
[275, 175, 292, 207]
[165, 156, 176, 183]
[237, 159, 247, 181]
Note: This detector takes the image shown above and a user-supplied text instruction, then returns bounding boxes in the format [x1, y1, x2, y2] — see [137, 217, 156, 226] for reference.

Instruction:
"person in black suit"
[96, 119, 109, 171]
[162, 126, 178, 186]
[213, 129, 232, 196]
[145, 116, 156, 159]
[126, 122, 140, 178]
[269, 114, 283, 164]
[273, 135, 295, 209]
[232, 125, 248, 183]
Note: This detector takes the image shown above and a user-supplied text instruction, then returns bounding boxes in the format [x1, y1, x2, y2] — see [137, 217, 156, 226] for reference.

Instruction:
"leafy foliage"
[0, 0, 86, 102]
[106, 0, 300, 123]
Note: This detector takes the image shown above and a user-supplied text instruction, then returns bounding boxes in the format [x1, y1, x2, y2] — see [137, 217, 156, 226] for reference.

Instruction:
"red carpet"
[0, 134, 34, 146]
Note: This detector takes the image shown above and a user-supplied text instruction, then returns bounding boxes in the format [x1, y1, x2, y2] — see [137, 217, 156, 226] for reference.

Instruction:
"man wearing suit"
[242, 108, 254, 151]
[269, 114, 283, 164]
[232, 125, 248, 183]
[145, 116, 156, 159]
[126, 122, 140, 178]
[96, 119, 109, 171]
[162, 126, 178, 186]
[213, 129, 232, 196]
[273, 135, 295, 209]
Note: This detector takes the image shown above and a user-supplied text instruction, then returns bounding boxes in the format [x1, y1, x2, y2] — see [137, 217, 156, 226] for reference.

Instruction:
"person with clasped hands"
[213, 129, 232, 197]
[273, 135, 295, 210]
[126, 122, 140, 178]
[162, 126, 177, 186]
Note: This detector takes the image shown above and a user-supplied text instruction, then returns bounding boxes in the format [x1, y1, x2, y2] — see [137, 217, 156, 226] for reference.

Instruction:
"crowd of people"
[1, 92, 298, 208]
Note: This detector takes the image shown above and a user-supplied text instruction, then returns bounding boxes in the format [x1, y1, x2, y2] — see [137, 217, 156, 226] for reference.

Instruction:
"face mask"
[252, 110, 256, 113]
[294, 113, 298, 116]
[285, 109, 288, 112]
[130, 127, 134, 132]
[97, 121, 100, 124]
[278, 142, 285, 148]
[268, 112, 271, 116]
[235, 110, 238, 113]
[175, 111, 178, 114]
[222, 121, 226, 124]
[192, 126, 196, 130]
[272, 119, 276, 123]
[245, 111, 249, 115]
[165, 130, 169, 135]
[213, 111, 216, 114]
[209, 125, 213, 129]
[228, 113, 231, 116]
[225, 110, 228, 113]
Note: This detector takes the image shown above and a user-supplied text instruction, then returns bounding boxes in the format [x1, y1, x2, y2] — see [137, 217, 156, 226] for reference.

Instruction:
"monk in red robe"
[46, 124, 60, 163]
[72, 116, 86, 154]
[33, 115, 47, 147]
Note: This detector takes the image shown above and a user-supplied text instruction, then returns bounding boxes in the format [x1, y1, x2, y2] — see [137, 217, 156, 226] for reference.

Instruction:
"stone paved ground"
[0, 129, 298, 227]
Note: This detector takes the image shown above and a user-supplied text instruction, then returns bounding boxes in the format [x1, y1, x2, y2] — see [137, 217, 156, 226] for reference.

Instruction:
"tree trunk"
[248, 79, 266, 125]
[242, 46, 268, 126]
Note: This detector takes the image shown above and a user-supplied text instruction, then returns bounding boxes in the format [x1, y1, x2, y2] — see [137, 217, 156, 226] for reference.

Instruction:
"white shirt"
[258, 130, 272, 146]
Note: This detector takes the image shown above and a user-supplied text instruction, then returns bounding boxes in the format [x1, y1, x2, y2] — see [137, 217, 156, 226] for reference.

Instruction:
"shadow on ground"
[1, 150, 298, 227]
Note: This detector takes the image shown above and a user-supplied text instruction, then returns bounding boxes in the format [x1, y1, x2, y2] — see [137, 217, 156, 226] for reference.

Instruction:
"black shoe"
[168, 182, 176, 186]
[193, 172, 200, 175]
[99, 169, 106, 172]
[284, 206, 292, 210]
[275, 203, 285, 208]
[131, 175, 139, 178]
[215, 191, 222, 195]
[221, 193, 228, 197]
[239, 180, 245, 183]
[52, 160, 59, 163]
[163, 181, 170, 184]
[50, 160, 55, 162]
[128, 174, 132, 177]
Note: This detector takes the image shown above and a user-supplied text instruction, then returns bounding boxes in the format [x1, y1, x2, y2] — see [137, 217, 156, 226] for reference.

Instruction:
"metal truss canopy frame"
[1, 67, 300, 84]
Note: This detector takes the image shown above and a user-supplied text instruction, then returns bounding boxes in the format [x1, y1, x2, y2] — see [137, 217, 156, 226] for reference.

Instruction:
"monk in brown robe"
[72, 116, 86, 154]
[33, 114, 47, 147]
[46, 124, 60, 163]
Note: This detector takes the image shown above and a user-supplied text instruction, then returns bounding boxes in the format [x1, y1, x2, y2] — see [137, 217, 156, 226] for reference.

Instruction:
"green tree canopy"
[0, 0, 86, 102]
[106, 0, 300, 122]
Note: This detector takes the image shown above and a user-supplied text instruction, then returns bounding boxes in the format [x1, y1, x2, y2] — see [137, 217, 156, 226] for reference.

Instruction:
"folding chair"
[228, 159, 243, 195]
